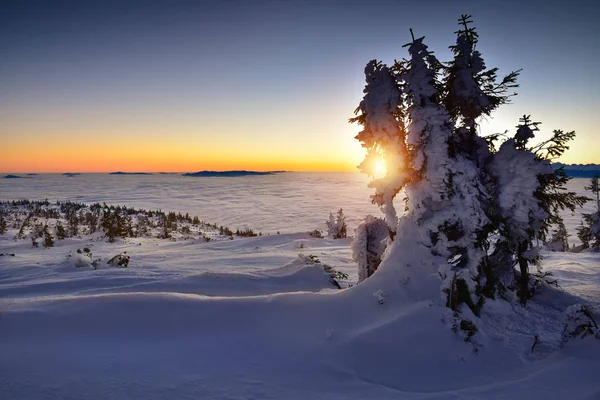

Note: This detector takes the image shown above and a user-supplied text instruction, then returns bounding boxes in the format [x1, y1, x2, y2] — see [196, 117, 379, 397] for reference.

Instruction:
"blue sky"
[1, 0, 598, 172]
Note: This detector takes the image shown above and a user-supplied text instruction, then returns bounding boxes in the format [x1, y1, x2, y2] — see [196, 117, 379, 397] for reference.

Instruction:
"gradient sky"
[1, 0, 598, 173]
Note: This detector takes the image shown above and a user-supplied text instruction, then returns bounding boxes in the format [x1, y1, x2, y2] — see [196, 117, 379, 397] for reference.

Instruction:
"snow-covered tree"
[577, 175, 600, 249]
[42, 225, 54, 248]
[351, 16, 587, 314]
[398, 31, 501, 313]
[351, 27, 497, 313]
[326, 209, 347, 239]
[351, 60, 411, 231]
[352, 215, 389, 283]
[443, 14, 519, 157]
[441, 15, 520, 302]
[55, 221, 66, 240]
[547, 219, 569, 252]
[0, 214, 6, 234]
[488, 116, 587, 303]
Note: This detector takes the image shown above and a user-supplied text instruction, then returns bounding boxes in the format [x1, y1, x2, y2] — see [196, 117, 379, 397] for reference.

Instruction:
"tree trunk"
[517, 241, 530, 305]
[482, 257, 495, 299]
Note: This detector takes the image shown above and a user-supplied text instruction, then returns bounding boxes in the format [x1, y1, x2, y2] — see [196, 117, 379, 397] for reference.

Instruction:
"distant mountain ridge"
[182, 170, 284, 177]
[109, 171, 153, 175]
[553, 163, 600, 178]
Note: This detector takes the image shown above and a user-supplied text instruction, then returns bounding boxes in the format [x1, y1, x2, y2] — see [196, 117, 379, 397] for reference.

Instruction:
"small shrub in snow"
[70, 248, 93, 267]
[31, 221, 44, 240]
[55, 221, 66, 240]
[307, 229, 323, 238]
[322, 263, 349, 282]
[326, 209, 347, 239]
[66, 209, 79, 237]
[102, 208, 134, 242]
[42, 225, 54, 248]
[15, 213, 32, 240]
[107, 252, 130, 268]
[446, 310, 479, 349]
[458, 319, 478, 341]
[219, 226, 234, 237]
[576, 175, 600, 250]
[546, 220, 569, 252]
[303, 254, 348, 288]
[136, 215, 151, 237]
[236, 228, 258, 237]
[373, 290, 385, 305]
[562, 305, 599, 342]
[0, 214, 7, 234]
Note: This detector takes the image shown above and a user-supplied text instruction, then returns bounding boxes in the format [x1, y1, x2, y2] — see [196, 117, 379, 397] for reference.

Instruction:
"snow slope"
[1, 229, 599, 399]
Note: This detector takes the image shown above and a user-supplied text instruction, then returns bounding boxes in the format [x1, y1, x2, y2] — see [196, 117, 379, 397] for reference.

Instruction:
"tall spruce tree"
[399, 30, 505, 313]
[441, 17, 522, 304]
[444, 14, 519, 157]
[440, 15, 520, 304]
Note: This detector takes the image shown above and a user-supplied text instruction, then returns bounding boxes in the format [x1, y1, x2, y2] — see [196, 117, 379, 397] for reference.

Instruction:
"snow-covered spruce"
[577, 175, 600, 250]
[326, 208, 347, 239]
[351, 17, 587, 316]
[350, 60, 410, 231]
[547, 219, 570, 252]
[488, 118, 588, 303]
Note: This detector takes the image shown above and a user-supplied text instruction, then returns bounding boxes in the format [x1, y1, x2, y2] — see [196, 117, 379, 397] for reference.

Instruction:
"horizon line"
[1, 169, 363, 175]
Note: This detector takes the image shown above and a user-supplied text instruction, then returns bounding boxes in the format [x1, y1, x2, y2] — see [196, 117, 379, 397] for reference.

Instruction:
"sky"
[1, 0, 598, 173]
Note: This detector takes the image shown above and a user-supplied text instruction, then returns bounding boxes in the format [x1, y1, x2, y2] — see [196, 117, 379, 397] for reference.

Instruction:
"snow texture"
[1, 173, 599, 399]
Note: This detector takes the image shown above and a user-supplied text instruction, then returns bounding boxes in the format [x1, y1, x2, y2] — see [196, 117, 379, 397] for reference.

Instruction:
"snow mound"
[88, 257, 340, 297]
[1, 226, 600, 399]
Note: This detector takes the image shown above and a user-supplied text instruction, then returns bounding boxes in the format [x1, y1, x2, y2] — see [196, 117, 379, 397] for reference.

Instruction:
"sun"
[374, 159, 387, 178]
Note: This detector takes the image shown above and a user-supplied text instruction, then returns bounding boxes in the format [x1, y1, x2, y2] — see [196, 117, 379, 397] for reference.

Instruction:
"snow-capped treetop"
[444, 15, 520, 141]
[444, 15, 489, 128]
[351, 60, 411, 230]
[514, 115, 540, 149]
[353, 60, 404, 147]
